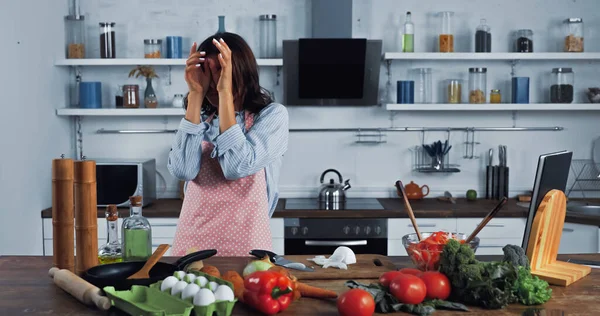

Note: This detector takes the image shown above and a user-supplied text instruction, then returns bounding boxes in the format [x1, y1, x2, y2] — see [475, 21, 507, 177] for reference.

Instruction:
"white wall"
[0, 0, 71, 255]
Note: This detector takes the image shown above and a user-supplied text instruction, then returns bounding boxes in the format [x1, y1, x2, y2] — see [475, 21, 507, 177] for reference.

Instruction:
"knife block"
[525, 190, 591, 286]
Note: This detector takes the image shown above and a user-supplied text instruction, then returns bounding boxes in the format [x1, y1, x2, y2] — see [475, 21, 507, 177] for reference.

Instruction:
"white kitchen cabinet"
[388, 218, 457, 239]
[387, 239, 406, 256]
[558, 223, 599, 254]
[457, 218, 526, 239]
[476, 238, 522, 255]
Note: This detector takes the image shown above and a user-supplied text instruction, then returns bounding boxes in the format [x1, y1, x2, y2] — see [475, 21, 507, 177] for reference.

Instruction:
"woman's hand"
[213, 38, 233, 95]
[185, 42, 211, 97]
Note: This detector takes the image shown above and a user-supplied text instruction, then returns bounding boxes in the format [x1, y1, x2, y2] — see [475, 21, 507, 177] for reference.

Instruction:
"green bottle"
[402, 11, 414, 53]
[122, 196, 152, 261]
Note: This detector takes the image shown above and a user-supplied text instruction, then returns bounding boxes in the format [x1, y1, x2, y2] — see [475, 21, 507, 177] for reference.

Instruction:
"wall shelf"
[56, 108, 184, 116]
[383, 52, 600, 61]
[54, 58, 283, 66]
[385, 103, 600, 111]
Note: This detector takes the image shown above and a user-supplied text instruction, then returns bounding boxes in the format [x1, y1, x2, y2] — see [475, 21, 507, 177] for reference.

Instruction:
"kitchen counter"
[40, 198, 600, 226]
[2, 254, 599, 315]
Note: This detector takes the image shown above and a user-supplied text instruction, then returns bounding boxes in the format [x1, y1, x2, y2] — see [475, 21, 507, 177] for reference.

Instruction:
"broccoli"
[502, 244, 530, 269]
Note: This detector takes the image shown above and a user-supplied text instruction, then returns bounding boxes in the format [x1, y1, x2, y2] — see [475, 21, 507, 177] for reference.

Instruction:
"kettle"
[318, 169, 351, 210]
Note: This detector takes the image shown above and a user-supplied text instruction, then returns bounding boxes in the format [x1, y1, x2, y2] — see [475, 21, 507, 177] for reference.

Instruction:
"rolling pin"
[48, 267, 111, 311]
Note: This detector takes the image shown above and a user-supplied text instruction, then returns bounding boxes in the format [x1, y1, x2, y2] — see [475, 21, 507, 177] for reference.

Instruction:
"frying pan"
[84, 249, 217, 290]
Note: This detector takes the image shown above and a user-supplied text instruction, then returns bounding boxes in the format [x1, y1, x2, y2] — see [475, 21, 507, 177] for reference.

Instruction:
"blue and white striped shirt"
[167, 103, 289, 217]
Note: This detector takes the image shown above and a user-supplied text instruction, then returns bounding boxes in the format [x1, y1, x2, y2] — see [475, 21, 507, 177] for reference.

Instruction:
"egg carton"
[150, 271, 237, 316]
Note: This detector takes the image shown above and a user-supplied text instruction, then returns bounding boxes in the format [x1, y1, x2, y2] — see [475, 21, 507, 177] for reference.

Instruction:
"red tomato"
[418, 271, 451, 300]
[379, 271, 405, 287]
[398, 268, 422, 276]
[337, 289, 375, 316]
[389, 274, 427, 305]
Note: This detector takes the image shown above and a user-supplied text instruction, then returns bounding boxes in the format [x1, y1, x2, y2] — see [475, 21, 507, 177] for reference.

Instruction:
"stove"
[284, 198, 385, 210]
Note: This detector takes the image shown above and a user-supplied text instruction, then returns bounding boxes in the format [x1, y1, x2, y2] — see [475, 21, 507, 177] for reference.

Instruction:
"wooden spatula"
[127, 244, 170, 279]
[395, 180, 422, 241]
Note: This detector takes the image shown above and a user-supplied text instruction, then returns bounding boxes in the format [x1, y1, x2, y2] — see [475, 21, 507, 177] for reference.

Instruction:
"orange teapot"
[397, 181, 429, 200]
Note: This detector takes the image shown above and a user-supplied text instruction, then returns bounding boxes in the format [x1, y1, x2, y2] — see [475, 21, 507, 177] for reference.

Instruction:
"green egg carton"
[103, 285, 193, 316]
[151, 271, 237, 316]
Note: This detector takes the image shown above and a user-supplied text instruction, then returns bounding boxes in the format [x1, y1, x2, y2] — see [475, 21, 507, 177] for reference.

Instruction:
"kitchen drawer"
[44, 238, 107, 256]
[558, 223, 599, 254]
[388, 218, 457, 239]
[476, 238, 522, 255]
[456, 218, 526, 239]
[388, 239, 407, 256]
[148, 218, 179, 238]
[43, 218, 122, 239]
[272, 237, 284, 255]
[270, 218, 284, 238]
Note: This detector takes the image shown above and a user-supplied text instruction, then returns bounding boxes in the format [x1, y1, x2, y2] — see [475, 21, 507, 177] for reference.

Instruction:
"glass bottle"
[564, 18, 583, 52]
[438, 11, 454, 52]
[217, 16, 226, 33]
[99, 22, 116, 58]
[259, 15, 277, 58]
[65, 0, 85, 59]
[475, 19, 491, 53]
[515, 29, 533, 52]
[98, 205, 123, 264]
[468, 68, 487, 104]
[122, 196, 152, 261]
[550, 68, 574, 103]
[412, 68, 432, 103]
[402, 11, 414, 53]
[447, 79, 462, 104]
[490, 89, 501, 103]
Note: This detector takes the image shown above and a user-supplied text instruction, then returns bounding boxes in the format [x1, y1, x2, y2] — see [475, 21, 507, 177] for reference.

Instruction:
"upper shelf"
[56, 108, 185, 116]
[383, 52, 600, 61]
[54, 58, 283, 66]
[385, 103, 600, 111]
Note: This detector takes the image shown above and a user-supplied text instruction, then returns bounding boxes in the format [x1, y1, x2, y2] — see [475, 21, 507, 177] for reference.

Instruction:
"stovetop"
[284, 198, 385, 210]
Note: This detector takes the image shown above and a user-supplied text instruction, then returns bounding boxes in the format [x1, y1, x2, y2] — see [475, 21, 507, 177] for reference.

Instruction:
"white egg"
[193, 288, 216, 306]
[184, 273, 197, 283]
[181, 283, 201, 300]
[161, 276, 179, 292]
[213, 285, 235, 302]
[174, 271, 186, 280]
[171, 280, 188, 297]
[194, 276, 209, 288]
[207, 281, 219, 292]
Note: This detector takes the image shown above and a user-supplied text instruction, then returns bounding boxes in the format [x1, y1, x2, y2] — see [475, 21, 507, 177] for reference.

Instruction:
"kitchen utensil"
[444, 191, 456, 204]
[395, 180, 423, 241]
[465, 197, 508, 243]
[83, 249, 217, 290]
[48, 267, 111, 311]
[250, 249, 315, 272]
[497, 145, 506, 199]
[486, 148, 493, 199]
[318, 169, 351, 209]
[402, 181, 430, 200]
[127, 244, 170, 279]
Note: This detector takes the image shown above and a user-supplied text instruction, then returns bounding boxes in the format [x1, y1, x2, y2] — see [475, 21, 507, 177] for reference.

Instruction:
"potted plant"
[129, 65, 159, 108]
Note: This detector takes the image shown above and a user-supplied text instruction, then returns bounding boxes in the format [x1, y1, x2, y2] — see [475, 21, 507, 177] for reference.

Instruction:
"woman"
[167, 32, 289, 257]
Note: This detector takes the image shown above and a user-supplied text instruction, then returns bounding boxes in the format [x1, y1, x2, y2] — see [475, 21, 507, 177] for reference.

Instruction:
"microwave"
[93, 158, 157, 207]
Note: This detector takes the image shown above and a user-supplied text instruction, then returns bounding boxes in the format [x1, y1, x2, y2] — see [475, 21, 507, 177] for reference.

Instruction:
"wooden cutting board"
[276, 254, 397, 280]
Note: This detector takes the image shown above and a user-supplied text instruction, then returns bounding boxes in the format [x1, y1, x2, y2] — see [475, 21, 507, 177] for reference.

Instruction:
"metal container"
[318, 169, 351, 210]
[468, 68, 487, 104]
[259, 14, 277, 58]
[550, 68, 574, 103]
[564, 18, 583, 52]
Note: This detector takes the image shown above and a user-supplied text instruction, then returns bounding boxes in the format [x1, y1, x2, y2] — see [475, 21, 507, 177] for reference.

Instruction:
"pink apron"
[171, 111, 273, 257]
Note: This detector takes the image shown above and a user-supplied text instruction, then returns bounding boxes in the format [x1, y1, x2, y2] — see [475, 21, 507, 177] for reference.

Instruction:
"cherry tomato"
[418, 271, 451, 300]
[398, 268, 422, 276]
[379, 271, 405, 287]
[389, 274, 427, 305]
[337, 289, 375, 316]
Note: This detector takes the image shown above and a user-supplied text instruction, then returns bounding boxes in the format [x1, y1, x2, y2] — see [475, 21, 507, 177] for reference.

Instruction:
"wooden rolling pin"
[48, 267, 111, 310]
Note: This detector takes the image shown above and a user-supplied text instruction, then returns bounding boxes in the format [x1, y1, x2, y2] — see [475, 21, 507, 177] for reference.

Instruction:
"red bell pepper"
[243, 270, 294, 315]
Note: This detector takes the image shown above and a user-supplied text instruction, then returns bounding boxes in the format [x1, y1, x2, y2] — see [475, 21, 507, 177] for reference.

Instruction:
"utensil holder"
[411, 146, 460, 173]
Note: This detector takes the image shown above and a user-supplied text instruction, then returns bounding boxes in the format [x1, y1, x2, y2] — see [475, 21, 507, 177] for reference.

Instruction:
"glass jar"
[490, 89, 501, 103]
[550, 68, 574, 103]
[468, 68, 487, 104]
[438, 11, 454, 52]
[144, 39, 162, 58]
[564, 18, 583, 52]
[172, 94, 184, 108]
[115, 85, 123, 108]
[123, 85, 139, 108]
[475, 19, 491, 53]
[121, 196, 152, 262]
[515, 29, 533, 52]
[447, 79, 462, 104]
[412, 68, 432, 104]
[259, 15, 277, 58]
[65, 15, 85, 59]
[100, 22, 116, 58]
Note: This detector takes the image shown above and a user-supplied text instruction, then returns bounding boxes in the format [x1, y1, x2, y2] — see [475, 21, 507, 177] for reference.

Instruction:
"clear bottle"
[475, 19, 491, 53]
[564, 18, 583, 52]
[412, 68, 432, 103]
[550, 68, 574, 103]
[98, 205, 123, 264]
[259, 15, 277, 58]
[402, 12, 414, 53]
[447, 79, 462, 104]
[65, 0, 85, 59]
[468, 68, 487, 104]
[438, 11, 454, 52]
[122, 196, 152, 261]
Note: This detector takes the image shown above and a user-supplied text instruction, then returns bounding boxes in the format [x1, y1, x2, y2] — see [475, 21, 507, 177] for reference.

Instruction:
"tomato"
[379, 271, 405, 287]
[389, 274, 427, 305]
[418, 271, 451, 300]
[337, 289, 375, 316]
[398, 268, 422, 276]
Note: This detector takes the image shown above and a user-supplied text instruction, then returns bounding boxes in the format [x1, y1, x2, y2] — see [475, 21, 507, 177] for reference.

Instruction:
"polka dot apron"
[171, 111, 273, 257]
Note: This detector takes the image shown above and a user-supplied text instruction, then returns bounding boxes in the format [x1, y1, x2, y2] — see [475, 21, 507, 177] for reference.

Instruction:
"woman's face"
[205, 55, 221, 106]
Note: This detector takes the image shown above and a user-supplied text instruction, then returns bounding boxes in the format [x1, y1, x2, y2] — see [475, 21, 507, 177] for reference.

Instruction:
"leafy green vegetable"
[501, 244, 552, 305]
[345, 280, 468, 316]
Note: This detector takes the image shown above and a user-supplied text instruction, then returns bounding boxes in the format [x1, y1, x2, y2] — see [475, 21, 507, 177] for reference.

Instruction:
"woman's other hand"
[185, 42, 211, 97]
[213, 38, 233, 95]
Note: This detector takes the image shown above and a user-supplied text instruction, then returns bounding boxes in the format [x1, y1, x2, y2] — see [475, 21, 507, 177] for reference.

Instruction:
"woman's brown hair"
[183, 32, 273, 115]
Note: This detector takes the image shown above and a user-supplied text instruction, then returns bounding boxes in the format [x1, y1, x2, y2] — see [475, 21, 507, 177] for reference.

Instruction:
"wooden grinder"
[51, 157, 75, 272]
[526, 190, 591, 286]
[74, 159, 99, 276]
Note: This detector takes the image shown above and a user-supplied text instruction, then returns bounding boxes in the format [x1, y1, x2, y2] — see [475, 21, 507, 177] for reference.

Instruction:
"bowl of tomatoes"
[402, 231, 479, 271]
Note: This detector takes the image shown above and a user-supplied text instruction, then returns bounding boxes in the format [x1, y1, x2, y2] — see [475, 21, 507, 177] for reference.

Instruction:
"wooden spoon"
[395, 180, 422, 241]
[127, 244, 170, 279]
[465, 197, 508, 243]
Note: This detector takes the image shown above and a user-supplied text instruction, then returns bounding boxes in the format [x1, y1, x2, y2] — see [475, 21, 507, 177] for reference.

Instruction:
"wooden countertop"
[2, 254, 599, 315]
[40, 198, 600, 226]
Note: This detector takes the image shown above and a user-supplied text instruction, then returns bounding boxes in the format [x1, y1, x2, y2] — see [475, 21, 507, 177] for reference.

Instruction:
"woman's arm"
[215, 103, 289, 180]
[167, 118, 209, 181]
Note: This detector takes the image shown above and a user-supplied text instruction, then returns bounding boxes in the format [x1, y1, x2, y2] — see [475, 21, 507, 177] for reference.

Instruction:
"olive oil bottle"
[98, 205, 123, 264]
[122, 196, 152, 261]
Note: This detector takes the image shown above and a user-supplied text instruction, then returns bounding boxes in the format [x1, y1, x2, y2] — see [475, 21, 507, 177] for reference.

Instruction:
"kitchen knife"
[498, 146, 506, 198]
[486, 148, 493, 199]
[249, 249, 315, 272]
[502, 146, 509, 198]
[567, 258, 600, 267]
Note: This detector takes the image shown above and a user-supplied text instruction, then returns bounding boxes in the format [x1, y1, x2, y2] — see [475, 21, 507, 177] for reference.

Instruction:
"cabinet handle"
[563, 228, 574, 232]
[410, 224, 436, 228]
[151, 224, 178, 227]
[486, 224, 505, 227]
[305, 240, 367, 246]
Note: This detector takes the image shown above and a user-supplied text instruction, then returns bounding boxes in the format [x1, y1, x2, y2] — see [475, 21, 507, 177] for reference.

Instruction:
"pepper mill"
[74, 159, 98, 276]
[51, 155, 75, 272]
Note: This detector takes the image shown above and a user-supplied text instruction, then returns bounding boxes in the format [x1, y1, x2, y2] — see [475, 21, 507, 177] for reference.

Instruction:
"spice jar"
[468, 68, 487, 104]
[447, 79, 462, 104]
[172, 94, 184, 108]
[514, 29, 533, 53]
[259, 15, 277, 58]
[144, 39, 162, 58]
[490, 89, 501, 103]
[123, 85, 140, 108]
[550, 68, 574, 103]
[438, 11, 454, 53]
[564, 18, 583, 52]
[100, 22, 116, 58]
[65, 15, 85, 58]
[475, 19, 491, 53]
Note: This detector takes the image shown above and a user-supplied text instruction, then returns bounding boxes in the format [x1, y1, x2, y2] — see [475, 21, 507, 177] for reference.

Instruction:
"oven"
[283, 218, 388, 256]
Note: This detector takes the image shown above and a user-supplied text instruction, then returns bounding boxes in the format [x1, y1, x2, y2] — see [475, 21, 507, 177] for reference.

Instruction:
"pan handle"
[174, 249, 218, 269]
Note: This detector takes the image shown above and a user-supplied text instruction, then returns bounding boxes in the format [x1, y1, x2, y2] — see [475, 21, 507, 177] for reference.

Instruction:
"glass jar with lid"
[412, 68, 432, 104]
[144, 39, 162, 58]
[475, 19, 491, 53]
[490, 89, 501, 103]
[515, 29, 533, 52]
[259, 14, 277, 58]
[550, 68, 574, 103]
[123, 85, 139, 108]
[468, 68, 487, 104]
[65, 0, 85, 59]
[564, 18, 583, 52]
[100, 22, 116, 58]
[438, 11, 454, 52]
[447, 79, 462, 104]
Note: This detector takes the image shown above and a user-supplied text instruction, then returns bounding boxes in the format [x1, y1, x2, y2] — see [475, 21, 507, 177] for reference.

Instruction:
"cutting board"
[276, 254, 397, 281]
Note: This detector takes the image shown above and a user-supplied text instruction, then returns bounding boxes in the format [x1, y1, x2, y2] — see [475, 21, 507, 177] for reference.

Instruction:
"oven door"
[284, 238, 387, 256]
